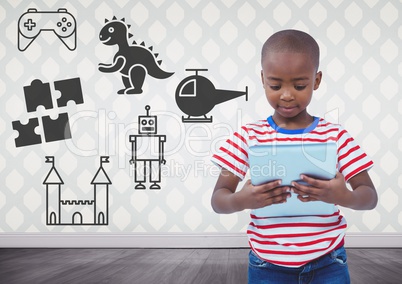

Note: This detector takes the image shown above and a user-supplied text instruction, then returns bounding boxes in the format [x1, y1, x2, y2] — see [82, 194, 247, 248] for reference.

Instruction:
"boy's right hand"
[211, 169, 290, 214]
[239, 179, 291, 210]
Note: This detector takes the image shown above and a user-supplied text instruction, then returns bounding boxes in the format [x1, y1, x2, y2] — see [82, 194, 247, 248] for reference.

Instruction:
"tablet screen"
[248, 143, 337, 217]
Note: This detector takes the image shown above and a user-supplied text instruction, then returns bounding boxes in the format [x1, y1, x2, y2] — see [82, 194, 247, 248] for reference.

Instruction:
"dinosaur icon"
[98, 17, 174, 95]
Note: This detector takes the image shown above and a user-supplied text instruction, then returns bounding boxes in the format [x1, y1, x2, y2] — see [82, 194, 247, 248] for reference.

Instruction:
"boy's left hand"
[291, 172, 348, 204]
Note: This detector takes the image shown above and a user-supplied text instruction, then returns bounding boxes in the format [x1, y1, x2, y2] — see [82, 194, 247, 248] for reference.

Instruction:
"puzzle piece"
[54, 77, 84, 107]
[12, 118, 42, 147]
[23, 79, 53, 112]
[42, 113, 72, 142]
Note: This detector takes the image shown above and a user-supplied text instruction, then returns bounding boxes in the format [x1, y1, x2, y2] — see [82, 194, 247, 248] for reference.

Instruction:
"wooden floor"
[0, 248, 401, 283]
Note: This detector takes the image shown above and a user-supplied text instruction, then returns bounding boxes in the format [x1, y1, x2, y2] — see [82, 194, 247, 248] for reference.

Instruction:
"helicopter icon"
[175, 69, 248, 123]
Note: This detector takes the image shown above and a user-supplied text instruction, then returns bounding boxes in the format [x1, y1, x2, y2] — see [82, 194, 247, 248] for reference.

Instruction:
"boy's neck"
[272, 112, 314, 130]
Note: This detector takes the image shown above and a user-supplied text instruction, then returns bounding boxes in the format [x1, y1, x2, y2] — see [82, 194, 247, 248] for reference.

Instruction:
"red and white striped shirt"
[212, 116, 373, 267]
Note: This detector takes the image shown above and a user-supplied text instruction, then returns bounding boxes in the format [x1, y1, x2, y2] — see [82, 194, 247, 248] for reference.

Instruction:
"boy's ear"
[314, 71, 322, 90]
[260, 70, 265, 87]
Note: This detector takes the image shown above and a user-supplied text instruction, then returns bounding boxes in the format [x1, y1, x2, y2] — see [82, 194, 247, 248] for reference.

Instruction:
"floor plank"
[191, 249, 229, 284]
[1, 248, 401, 283]
[164, 249, 213, 284]
[348, 248, 402, 284]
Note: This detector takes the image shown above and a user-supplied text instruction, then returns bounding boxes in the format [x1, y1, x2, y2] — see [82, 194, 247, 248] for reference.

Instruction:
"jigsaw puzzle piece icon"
[54, 77, 84, 107]
[12, 118, 42, 147]
[42, 113, 72, 142]
[23, 79, 53, 112]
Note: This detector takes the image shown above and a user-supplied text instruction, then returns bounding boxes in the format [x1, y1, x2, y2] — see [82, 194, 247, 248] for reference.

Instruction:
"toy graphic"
[54, 77, 84, 107]
[43, 156, 111, 225]
[12, 115, 71, 148]
[129, 105, 166, 190]
[23, 78, 83, 111]
[98, 17, 174, 95]
[12, 118, 42, 147]
[18, 8, 77, 51]
[42, 113, 71, 143]
[175, 69, 248, 123]
[12, 78, 83, 147]
[23, 79, 53, 112]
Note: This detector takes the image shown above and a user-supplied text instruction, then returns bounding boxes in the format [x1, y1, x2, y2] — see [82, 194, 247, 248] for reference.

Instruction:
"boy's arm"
[292, 170, 377, 210]
[340, 170, 377, 210]
[211, 169, 242, 214]
[211, 168, 290, 214]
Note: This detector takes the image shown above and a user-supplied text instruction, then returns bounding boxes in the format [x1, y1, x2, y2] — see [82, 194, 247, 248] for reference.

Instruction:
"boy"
[211, 30, 377, 283]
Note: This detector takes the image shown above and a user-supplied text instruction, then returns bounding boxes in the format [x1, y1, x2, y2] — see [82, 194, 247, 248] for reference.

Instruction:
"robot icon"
[129, 105, 166, 190]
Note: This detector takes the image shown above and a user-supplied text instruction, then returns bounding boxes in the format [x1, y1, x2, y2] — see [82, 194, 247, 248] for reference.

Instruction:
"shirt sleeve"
[211, 126, 250, 180]
[337, 126, 374, 181]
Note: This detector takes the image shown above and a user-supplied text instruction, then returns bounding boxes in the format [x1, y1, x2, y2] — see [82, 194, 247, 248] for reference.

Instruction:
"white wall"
[1, 0, 401, 247]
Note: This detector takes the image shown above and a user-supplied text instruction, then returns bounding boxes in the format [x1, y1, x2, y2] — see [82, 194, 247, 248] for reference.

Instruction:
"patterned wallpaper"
[0, 0, 401, 236]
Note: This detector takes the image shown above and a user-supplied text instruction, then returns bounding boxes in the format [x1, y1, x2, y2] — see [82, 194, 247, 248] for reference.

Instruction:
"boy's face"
[261, 52, 322, 126]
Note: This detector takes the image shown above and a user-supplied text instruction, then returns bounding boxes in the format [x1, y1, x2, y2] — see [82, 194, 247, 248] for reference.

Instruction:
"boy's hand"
[291, 172, 349, 204]
[239, 179, 291, 210]
[212, 169, 292, 214]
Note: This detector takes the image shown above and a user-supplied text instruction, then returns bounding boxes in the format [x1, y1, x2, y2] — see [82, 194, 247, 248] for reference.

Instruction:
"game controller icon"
[18, 8, 77, 51]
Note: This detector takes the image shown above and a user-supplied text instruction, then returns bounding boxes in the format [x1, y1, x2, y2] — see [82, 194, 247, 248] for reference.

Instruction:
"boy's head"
[260, 30, 322, 126]
[261, 29, 320, 72]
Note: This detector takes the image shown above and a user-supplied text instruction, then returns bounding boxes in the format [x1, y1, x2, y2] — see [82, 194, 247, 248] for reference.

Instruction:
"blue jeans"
[248, 246, 350, 284]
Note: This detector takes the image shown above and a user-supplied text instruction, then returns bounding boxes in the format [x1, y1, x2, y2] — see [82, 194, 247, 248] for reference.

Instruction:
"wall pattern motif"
[0, 0, 401, 235]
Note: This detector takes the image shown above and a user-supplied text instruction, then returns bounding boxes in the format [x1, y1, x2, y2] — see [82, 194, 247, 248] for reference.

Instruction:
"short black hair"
[261, 29, 320, 71]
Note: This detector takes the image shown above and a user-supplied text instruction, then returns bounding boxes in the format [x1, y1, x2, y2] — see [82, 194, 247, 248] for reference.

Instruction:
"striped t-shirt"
[211, 116, 373, 267]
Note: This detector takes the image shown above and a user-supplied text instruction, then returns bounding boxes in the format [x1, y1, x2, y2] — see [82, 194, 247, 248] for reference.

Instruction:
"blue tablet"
[248, 143, 337, 217]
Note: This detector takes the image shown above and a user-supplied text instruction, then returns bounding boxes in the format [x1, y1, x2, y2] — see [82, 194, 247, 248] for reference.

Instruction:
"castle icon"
[43, 156, 111, 225]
